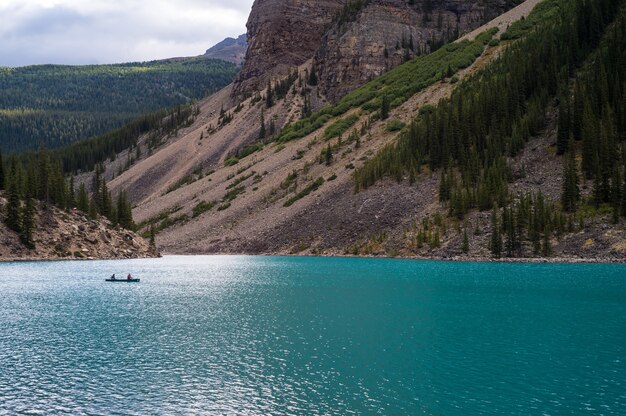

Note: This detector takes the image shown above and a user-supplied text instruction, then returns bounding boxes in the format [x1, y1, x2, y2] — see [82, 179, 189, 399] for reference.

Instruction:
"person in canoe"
[110, 274, 116, 280]
[127, 273, 133, 280]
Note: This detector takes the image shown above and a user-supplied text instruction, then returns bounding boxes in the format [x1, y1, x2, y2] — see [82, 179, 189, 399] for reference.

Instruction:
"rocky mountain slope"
[234, 0, 521, 99]
[0, 195, 157, 262]
[205, 34, 247, 65]
[90, 0, 626, 262]
[315, 0, 521, 102]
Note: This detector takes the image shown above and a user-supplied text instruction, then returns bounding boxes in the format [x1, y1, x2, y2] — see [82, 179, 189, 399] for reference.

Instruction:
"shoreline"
[3, 252, 623, 265]
[0, 254, 161, 264]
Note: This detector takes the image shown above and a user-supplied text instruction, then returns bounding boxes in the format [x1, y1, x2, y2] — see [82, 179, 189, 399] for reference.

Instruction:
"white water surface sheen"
[0, 255, 625, 415]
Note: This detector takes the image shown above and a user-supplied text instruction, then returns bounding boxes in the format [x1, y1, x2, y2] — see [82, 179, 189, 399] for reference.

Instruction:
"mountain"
[233, 0, 523, 98]
[30, 0, 626, 262]
[205, 34, 247, 65]
[0, 57, 237, 154]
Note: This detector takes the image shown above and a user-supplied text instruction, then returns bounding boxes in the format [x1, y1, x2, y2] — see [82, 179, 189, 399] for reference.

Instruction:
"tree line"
[1, 150, 135, 249]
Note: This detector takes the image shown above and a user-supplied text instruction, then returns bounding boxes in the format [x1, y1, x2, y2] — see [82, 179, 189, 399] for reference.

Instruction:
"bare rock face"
[233, 0, 346, 97]
[204, 34, 248, 66]
[316, 0, 517, 102]
[235, 0, 521, 101]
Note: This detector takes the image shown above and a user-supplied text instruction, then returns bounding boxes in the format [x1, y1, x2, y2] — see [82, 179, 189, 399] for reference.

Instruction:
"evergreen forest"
[354, 0, 626, 257]
[0, 57, 236, 153]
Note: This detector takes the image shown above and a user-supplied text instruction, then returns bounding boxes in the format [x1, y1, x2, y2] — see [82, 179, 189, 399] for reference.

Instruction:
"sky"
[0, 0, 254, 67]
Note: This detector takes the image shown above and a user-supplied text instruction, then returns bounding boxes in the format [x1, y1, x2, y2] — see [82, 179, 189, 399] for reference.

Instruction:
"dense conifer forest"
[0, 58, 236, 153]
[354, 0, 625, 257]
[0, 59, 210, 248]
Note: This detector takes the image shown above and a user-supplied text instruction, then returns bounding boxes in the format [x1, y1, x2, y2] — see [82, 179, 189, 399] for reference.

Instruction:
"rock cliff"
[315, 0, 519, 102]
[233, 0, 346, 96]
[234, 0, 521, 100]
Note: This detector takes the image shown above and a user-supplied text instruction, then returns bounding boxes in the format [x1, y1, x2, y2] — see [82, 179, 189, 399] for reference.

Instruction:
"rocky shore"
[0, 197, 158, 262]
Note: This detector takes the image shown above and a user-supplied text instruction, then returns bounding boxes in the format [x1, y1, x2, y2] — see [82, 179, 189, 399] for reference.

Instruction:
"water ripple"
[0, 256, 625, 414]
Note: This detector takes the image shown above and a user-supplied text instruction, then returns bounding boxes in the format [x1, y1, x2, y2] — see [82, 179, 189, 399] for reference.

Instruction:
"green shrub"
[222, 186, 245, 203]
[224, 157, 239, 167]
[324, 114, 360, 140]
[283, 177, 325, 207]
[386, 119, 406, 132]
[192, 201, 216, 218]
[274, 27, 497, 144]
[226, 172, 255, 190]
[236, 143, 263, 159]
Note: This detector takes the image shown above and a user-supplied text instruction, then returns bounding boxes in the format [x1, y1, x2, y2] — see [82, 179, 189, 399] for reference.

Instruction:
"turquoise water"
[0, 256, 625, 415]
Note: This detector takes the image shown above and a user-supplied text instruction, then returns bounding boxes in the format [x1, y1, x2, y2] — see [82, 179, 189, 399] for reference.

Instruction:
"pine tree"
[611, 166, 622, 223]
[68, 176, 76, 209]
[101, 181, 113, 220]
[542, 225, 552, 257]
[77, 183, 89, 213]
[308, 66, 318, 86]
[88, 198, 97, 220]
[561, 145, 580, 212]
[504, 206, 519, 257]
[259, 111, 266, 140]
[266, 79, 274, 108]
[556, 94, 571, 155]
[269, 118, 276, 135]
[380, 95, 390, 120]
[0, 151, 5, 191]
[149, 225, 156, 248]
[325, 144, 333, 166]
[462, 227, 469, 254]
[92, 165, 103, 212]
[116, 190, 135, 230]
[621, 167, 626, 217]
[5, 179, 22, 233]
[37, 149, 51, 202]
[20, 197, 35, 249]
[581, 101, 598, 179]
[489, 205, 502, 258]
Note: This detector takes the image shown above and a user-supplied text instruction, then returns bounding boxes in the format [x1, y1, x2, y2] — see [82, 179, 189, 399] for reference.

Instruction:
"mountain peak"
[204, 34, 247, 65]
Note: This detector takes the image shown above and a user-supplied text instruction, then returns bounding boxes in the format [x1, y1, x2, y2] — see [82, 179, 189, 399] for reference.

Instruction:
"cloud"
[0, 0, 254, 66]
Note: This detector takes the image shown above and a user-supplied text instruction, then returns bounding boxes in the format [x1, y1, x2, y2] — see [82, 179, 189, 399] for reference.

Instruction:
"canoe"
[105, 278, 140, 282]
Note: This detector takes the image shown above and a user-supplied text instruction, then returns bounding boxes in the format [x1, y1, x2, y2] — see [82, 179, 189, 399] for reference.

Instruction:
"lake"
[0, 256, 625, 415]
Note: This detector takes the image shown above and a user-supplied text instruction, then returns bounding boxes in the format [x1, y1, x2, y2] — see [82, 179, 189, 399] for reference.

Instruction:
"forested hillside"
[354, 0, 625, 257]
[0, 58, 236, 153]
[9, 0, 623, 261]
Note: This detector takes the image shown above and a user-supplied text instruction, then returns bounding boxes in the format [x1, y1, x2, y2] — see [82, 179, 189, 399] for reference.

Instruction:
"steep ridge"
[104, 0, 570, 259]
[0, 58, 236, 153]
[233, 0, 345, 96]
[205, 34, 248, 65]
[315, 0, 520, 102]
[234, 0, 521, 99]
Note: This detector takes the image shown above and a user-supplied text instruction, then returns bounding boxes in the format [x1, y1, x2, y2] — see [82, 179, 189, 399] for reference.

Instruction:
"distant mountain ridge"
[0, 57, 237, 153]
[204, 34, 247, 65]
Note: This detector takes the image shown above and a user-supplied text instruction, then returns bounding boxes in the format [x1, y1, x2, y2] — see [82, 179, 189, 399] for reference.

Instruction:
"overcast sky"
[0, 0, 254, 67]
